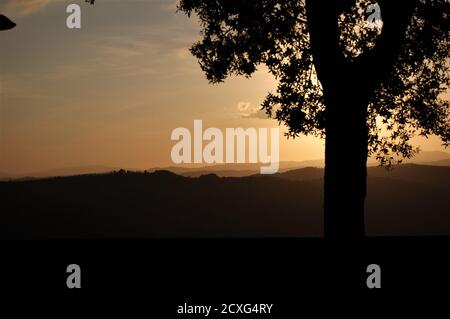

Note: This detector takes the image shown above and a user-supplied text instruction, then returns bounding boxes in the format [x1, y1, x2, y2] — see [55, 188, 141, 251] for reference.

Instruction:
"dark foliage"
[0, 14, 16, 31]
[178, 0, 449, 165]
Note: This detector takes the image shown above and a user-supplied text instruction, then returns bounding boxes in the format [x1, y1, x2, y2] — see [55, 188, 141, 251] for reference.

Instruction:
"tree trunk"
[323, 85, 369, 239]
[305, 0, 419, 239]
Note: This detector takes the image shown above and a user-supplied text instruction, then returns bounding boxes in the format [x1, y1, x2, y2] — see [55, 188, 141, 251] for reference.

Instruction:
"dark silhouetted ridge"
[0, 164, 448, 239]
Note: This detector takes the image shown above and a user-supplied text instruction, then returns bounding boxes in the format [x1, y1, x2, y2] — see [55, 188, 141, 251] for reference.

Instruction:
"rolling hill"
[0, 164, 448, 239]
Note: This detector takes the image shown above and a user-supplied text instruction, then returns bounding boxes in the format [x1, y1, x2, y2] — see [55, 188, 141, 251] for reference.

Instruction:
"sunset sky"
[0, 0, 448, 174]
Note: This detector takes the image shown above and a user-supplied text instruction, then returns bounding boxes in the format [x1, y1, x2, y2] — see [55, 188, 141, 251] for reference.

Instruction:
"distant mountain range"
[2, 150, 449, 180]
[1, 163, 449, 239]
[0, 165, 124, 181]
[150, 150, 450, 177]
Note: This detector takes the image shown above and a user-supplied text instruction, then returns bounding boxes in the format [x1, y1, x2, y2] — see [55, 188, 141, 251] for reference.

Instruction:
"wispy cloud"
[237, 102, 251, 112]
[237, 102, 268, 119]
[0, 0, 51, 16]
[45, 32, 192, 81]
[242, 109, 268, 119]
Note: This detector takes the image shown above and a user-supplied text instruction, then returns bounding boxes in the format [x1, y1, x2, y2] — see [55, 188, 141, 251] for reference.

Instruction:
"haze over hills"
[152, 150, 450, 177]
[1, 150, 449, 180]
[0, 163, 448, 239]
[172, 150, 450, 177]
[276, 164, 450, 190]
[402, 151, 450, 163]
[26, 165, 125, 178]
[151, 160, 325, 176]
[0, 165, 125, 181]
[418, 159, 450, 166]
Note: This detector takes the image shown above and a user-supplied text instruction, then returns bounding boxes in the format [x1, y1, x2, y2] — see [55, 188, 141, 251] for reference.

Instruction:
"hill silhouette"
[0, 164, 448, 239]
[278, 164, 450, 189]
[2, 151, 448, 180]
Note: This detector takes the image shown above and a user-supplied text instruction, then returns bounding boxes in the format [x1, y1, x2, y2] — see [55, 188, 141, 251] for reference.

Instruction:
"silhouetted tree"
[178, 0, 449, 238]
[0, 14, 16, 31]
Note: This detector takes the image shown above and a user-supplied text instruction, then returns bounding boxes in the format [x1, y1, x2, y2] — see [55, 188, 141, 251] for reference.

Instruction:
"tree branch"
[354, 0, 420, 96]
